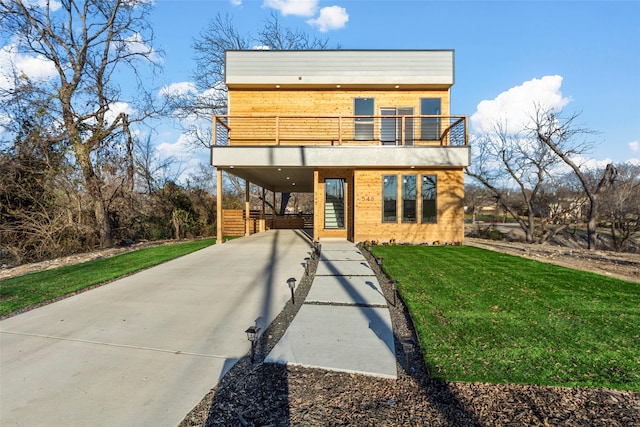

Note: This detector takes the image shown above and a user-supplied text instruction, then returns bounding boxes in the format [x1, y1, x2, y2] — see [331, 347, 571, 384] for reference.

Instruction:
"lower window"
[402, 175, 417, 223]
[422, 175, 437, 223]
[382, 175, 397, 222]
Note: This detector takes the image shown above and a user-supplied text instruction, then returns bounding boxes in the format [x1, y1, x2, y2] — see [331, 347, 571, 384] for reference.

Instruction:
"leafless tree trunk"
[529, 107, 614, 249]
[466, 120, 558, 243]
[1, 0, 162, 248]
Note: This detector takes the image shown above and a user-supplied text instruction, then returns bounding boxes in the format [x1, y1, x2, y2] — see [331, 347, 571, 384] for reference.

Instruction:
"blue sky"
[148, 0, 639, 173]
[2, 0, 639, 176]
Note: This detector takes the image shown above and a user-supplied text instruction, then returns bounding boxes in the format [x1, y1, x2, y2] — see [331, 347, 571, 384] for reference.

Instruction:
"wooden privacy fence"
[222, 210, 310, 236]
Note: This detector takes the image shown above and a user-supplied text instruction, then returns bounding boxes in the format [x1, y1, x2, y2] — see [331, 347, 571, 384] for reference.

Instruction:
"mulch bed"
[180, 245, 640, 427]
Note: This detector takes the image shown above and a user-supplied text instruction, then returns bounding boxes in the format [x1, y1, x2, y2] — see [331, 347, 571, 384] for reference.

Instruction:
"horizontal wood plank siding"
[352, 168, 464, 244]
[228, 89, 451, 145]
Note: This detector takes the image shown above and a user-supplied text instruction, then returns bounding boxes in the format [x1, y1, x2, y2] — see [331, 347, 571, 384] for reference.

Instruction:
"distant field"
[0, 238, 217, 317]
[370, 245, 640, 390]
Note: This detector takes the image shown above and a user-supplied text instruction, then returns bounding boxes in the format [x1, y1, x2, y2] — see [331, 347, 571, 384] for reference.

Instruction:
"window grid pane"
[420, 98, 441, 140]
[382, 175, 397, 222]
[402, 175, 417, 223]
[422, 175, 437, 223]
[354, 98, 374, 140]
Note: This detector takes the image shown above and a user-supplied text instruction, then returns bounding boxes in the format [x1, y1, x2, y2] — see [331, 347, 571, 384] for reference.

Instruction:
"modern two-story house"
[212, 50, 469, 244]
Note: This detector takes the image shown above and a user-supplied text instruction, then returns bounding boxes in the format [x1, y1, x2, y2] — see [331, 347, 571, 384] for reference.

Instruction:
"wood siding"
[352, 168, 464, 244]
[227, 89, 451, 146]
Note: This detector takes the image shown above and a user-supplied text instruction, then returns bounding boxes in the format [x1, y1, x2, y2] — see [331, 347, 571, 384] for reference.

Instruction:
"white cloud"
[117, 33, 162, 63]
[307, 5, 349, 32]
[263, 0, 318, 17]
[230, 0, 242, 5]
[0, 43, 57, 91]
[471, 75, 570, 135]
[23, 0, 62, 10]
[156, 133, 209, 181]
[159, 81, 197, 98]
[105, 101, 135, 125]
[629, 140, 639, 153]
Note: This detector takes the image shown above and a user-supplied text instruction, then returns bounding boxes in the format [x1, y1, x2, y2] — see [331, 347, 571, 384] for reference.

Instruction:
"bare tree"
[167, 12, 331, 215]
[0, 0, 162, 248]
[466, 119, 559, 243]
[529, 107, 615, 249]
[601, 163, 640, 251]
[463, 183, 494, 224]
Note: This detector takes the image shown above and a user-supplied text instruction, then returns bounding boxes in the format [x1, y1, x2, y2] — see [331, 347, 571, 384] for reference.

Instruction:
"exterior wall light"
[287, 277, 297, 304]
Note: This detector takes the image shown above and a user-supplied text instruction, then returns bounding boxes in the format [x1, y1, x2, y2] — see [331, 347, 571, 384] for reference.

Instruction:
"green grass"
[0, 238, 217, 316]
[370, 245, 640, 390]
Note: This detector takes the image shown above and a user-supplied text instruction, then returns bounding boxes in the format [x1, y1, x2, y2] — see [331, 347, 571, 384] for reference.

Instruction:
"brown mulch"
[180, 245, 640, 427]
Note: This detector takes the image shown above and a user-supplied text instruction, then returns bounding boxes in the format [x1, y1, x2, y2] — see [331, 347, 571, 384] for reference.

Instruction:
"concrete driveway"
[0, 230, 312, 426]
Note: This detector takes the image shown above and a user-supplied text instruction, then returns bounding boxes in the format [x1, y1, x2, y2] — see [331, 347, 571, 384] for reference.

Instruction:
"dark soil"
[179, 246, 640, 427]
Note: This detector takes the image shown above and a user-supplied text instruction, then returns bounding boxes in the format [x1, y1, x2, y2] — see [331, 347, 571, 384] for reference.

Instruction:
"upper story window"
[420, 98, 441, 140]
[354, 98, 374, 140]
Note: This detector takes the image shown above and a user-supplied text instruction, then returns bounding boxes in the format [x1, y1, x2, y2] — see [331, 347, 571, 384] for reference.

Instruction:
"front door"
[324, 178, 345, 230]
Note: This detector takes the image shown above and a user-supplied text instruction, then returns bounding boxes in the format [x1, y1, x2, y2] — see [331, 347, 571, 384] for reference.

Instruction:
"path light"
[287, 277, 297, 305]
[245, 325, 260, 363]
[376, 256, 384, 267]
[401, 335, 415, 373]
[304, 257, 311, 276]
[313, 241, 320, 259]
[389, 280, 398, 306]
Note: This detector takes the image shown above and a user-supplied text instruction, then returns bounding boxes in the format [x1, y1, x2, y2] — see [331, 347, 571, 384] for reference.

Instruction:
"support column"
[216, 168, 223, 244]
[272, 190, 277, 229]
[245, 180, 251, 236]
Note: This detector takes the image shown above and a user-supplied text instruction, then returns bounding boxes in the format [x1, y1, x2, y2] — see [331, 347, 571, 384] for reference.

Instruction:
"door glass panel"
[397, 107, 414, 145]
[380, 108, 397, 145]
[324, 178, 345, 229]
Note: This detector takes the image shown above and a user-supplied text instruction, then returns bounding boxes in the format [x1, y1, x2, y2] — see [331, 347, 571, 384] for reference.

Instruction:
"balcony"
[211, 115, 469, 193]
[213, 115, 468, 147]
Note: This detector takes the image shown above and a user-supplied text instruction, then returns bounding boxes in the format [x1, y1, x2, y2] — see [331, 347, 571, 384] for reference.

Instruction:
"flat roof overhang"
[212, 146, 470, 193]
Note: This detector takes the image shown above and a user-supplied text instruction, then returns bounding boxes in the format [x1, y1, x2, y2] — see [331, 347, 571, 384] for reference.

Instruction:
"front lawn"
[0, 238, 217, 317]
[370, 245, 640, 390]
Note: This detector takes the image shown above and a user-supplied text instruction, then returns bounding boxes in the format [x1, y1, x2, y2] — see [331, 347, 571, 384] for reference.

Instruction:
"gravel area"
[179, 245, 640, 427]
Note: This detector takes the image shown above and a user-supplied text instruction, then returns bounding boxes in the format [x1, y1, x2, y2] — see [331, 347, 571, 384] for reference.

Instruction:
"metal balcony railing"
[213, 115, 468, 147]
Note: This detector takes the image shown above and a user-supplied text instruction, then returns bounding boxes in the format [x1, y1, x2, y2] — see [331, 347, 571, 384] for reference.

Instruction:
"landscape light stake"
[304, 257, 311, 276]
[313, 241, 320, 259]
[245, 325, 260, 364]
[389, 280, 398, 306]
[401, 335, 415, 373]
[376, 257, 384, 268]
[287, 277, 297, 305]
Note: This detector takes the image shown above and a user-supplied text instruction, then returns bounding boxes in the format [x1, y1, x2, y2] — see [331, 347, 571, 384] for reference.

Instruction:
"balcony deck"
[211, 115, 469, 193]
[213, 115, 468, 147]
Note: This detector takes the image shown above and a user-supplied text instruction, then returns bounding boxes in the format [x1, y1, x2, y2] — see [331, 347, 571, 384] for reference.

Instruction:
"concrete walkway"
[0, 230, 312, 427]
[266, 240, 397, 379]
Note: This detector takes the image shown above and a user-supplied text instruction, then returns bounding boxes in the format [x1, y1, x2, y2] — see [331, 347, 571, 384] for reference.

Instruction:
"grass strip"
[370, 245, 640, 391]
[0, 238, 216, 316]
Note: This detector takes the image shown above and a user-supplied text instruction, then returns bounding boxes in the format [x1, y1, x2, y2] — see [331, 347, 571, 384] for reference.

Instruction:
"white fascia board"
[212, 146, 470, 168]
